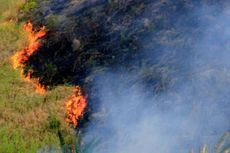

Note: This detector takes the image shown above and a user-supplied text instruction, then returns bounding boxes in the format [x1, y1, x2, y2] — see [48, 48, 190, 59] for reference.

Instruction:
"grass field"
[1, 1, 229, 153]
[0, 0, 76, 152]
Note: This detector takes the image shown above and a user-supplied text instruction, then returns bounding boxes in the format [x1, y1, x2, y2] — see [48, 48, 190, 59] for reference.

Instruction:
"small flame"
[11, 22, 46, 94]
[35, 83, 46, 95]
[65, 86, 87, 128]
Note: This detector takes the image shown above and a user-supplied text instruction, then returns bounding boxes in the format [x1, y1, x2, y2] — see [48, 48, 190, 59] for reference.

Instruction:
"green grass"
[0, 0, 77, 152]
[21, 0, 38, 13]
[0, 62, 76, 152]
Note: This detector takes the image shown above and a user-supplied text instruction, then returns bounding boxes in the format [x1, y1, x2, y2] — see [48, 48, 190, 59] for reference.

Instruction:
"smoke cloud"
[81, 2, 230, 153]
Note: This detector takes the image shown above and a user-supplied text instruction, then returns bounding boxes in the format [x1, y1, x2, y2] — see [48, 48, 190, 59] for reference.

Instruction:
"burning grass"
[11, 22, 46, 69]
[11, 21, 47, 94]
[65, 86, 87, 128]
[1, 0, 230, 152]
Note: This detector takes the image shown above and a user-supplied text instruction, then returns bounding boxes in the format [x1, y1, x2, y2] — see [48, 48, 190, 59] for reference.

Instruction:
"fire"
[11, 21, 46, 94]
[65, 86, 87, 128]
[12, 22, 46, 69]
[35, 83, 46, 95]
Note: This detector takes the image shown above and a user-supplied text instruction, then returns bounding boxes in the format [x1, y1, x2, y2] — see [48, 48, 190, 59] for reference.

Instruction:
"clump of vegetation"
[21, 0, 38, 13]
[48, 113, 60, 130]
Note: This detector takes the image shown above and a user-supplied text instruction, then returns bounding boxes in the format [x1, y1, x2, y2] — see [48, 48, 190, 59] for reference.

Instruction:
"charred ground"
[19, 1, 229, 128]
[23, 0, 227, 90]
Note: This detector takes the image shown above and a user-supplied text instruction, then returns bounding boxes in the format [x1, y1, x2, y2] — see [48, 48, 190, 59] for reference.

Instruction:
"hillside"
[0, 0, 230, 153]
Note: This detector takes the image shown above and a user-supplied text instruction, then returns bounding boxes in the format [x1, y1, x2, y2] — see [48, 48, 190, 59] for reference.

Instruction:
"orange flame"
[11, 22, 46, 94]
[65, 86, 87, 128]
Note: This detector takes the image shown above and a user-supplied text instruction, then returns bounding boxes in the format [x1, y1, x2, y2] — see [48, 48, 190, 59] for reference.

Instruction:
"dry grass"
[0, 0, 77, 152]
[0, 64, 76, 152]
[0, 0, 24, 22]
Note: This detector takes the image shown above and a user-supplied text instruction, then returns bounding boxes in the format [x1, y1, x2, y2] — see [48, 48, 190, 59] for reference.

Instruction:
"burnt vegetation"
[1, 0, 229, 152]
[22, 0, 227, 92]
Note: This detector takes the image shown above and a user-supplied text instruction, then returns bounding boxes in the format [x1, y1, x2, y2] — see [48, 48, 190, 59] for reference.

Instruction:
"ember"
[65, 86, 87, 128]
[11, 22, 46, 94]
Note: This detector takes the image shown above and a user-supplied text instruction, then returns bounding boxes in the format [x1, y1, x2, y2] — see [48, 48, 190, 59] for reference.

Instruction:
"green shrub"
[21, 0, 37, 13]
[48, 114, 60, 130]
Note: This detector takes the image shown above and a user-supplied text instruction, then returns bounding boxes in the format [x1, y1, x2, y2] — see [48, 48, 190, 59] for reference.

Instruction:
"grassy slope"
[1, 1, 229, 153]
[0, 0, 75, 152]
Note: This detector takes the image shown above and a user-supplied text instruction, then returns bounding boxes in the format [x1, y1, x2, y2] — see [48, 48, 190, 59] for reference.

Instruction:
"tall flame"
[65, 86, 87, 128]
[11, 22, 46, 94]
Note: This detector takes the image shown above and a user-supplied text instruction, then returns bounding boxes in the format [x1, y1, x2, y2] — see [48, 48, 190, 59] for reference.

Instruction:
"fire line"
[11, 21, 46, 94]
[65, 86, 87, 128]
[11, 22, 87, 128]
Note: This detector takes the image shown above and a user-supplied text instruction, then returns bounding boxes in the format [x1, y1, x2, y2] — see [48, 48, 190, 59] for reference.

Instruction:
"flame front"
[11, 22, 46, 94]
[65, 86, 87, 128]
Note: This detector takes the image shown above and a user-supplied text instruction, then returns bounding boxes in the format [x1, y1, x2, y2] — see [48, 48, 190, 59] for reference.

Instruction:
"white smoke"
[82, 4, 230, 153]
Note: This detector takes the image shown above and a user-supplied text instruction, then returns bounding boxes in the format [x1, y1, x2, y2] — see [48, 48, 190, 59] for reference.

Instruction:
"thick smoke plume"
[27, 0, 230, 152]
